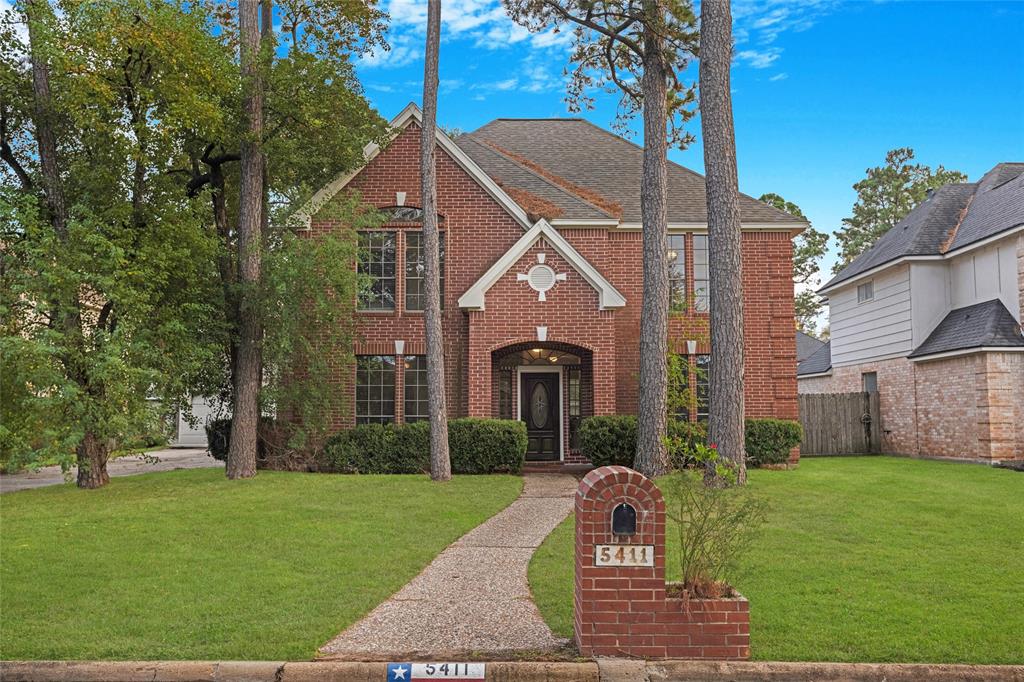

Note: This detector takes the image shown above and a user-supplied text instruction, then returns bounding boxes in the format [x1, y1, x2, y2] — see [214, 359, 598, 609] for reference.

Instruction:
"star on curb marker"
[391, 664, 408, 680]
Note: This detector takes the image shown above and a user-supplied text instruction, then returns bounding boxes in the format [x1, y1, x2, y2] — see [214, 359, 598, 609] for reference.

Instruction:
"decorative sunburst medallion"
[516, 253, 567, 301]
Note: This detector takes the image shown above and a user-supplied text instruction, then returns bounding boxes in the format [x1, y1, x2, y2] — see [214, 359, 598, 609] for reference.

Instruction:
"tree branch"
[538, 0, 644, 57]
[0, 109, 33, 191]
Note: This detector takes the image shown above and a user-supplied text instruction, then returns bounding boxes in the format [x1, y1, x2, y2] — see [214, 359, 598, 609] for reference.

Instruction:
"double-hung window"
[405, 231, 445, 312]
[357, 231, 396, 311]
[857, 281, 874, 303]
[355, 355, 395, 424]
[693, 234, 709, 312]
[403, 355, 429, 422]
[667, 234, 687, 311]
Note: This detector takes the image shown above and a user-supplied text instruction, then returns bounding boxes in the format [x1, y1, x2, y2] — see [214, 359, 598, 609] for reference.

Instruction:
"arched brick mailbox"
[574, 465, 750, 659]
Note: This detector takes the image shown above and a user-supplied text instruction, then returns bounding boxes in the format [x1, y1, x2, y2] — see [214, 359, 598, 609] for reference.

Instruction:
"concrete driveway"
[0, 447, 220, 494]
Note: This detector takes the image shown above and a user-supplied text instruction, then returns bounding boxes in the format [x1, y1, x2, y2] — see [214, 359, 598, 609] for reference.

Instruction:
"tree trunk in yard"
[227, 0, 263, 480]
[633, 1, 671, 478]
[26, 0, 106, 488]
[421, 0, 451, 482]
[700, 0, 746, 485]
[76, 432, 111, 489]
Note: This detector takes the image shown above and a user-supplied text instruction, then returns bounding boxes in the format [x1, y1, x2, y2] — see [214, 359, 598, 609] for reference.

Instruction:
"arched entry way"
[491, 341, 594, 461]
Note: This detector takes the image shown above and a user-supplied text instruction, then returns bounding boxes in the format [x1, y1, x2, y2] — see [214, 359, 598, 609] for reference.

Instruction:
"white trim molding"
[291, 102, 532, 231]
[616, 221, 807, 232]
[797, 370, 833, 379]
[909, 346, 1024, 363]
[819, 224, 1024, 297]
[459, 219, 627, 311]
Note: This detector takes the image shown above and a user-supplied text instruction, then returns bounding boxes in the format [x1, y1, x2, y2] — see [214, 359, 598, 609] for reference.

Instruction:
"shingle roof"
[458, 119, 805, 225]
[796, 331, 826, 363]
[454, 137, 613, 221]
[822, 163, 1024, 291]
[797, 341, 832, 376]
[908, 299, 1024, 359]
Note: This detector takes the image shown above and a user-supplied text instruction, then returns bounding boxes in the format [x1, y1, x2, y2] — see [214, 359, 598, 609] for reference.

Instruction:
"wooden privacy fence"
[798, 392, 881, 455]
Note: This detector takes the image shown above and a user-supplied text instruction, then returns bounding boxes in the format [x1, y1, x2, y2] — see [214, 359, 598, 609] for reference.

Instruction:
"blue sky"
[358, 0, 1023, 324]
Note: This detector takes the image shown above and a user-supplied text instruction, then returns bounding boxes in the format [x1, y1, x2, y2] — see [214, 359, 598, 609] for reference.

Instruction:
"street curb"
[2, 660, 1022, 682]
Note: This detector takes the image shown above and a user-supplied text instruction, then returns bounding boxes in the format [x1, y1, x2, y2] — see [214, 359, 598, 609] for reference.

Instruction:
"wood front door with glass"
[521, 372, 560, 460]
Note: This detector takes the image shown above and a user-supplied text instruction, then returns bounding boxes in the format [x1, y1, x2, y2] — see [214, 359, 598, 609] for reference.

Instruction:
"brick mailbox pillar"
[574, 465, 750, 659]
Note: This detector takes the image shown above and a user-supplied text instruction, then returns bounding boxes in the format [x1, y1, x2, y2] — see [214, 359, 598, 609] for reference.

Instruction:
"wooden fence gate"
[798, 392, 881, 455]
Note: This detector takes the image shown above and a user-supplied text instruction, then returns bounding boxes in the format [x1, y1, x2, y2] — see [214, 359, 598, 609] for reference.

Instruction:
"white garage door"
[173, 397, 227, 447]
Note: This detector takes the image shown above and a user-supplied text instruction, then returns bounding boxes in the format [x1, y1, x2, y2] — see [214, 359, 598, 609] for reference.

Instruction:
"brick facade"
[574, 466, 750, 659]
[309, 122, 800, 462]
[801, 354, 1024, 461]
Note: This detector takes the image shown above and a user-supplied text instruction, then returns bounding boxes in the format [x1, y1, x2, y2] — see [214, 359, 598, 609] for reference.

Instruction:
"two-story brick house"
[298, 104, 805, 464]
[799, 163, 1024, 461]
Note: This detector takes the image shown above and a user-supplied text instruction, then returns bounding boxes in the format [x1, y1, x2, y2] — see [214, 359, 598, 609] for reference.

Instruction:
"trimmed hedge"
[578, 415, 706, 469]
[320, 418, 527, 475]
[578, 415, 802, 469]
[744, 418, 802, 467]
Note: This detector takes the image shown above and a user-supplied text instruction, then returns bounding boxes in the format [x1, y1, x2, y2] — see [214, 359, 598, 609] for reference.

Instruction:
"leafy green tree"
[504, 0, 699, 478]
[834, 148, 965, 272]
[1, 0, 228, 485]
[759, 193, 828, 335]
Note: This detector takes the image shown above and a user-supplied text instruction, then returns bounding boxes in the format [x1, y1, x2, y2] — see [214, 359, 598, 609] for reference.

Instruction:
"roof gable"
[458, 219, 626, 311]
[293, 103, 531, 230]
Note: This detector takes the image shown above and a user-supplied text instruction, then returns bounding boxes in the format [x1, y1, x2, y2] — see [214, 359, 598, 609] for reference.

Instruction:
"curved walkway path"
[319, 473, 577, 659]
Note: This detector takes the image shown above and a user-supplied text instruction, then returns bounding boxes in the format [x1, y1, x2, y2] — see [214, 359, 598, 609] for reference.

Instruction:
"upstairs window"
[358, 231, 396, 311]
[405, 232, 446, 312]
[857, 281, 874, 303]
[667, 234, 687, 311]
[355, 355, 396, 424]
[693, 234, 709, 312]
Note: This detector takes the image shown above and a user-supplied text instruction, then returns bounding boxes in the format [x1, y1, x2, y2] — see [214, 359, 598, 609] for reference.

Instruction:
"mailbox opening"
[611, 503, 637, 535]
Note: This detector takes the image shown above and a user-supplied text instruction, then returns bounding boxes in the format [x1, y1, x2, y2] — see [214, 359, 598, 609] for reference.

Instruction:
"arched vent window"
[380, 206, 446, 223]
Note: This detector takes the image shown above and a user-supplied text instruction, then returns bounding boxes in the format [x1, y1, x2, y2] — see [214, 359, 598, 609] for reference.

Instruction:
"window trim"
[692, 233, 709, 313]
[404, 230, 446, 313]
[403, 355, 429, 423]
[857, 280, 874, 304]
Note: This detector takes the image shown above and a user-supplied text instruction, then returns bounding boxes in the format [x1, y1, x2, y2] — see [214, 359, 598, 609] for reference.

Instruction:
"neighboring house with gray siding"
[799, 163, 1024, 462]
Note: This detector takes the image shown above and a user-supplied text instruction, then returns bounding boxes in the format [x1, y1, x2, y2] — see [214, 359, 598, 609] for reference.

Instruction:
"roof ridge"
[939, 185, 976, 253]
[477, 139, 624, 219]
[460, 136, 617, 219]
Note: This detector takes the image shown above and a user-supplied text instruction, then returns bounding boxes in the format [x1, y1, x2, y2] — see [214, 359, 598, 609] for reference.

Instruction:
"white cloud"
[769, 72, 789, 82]
[736, 48, 781, 69]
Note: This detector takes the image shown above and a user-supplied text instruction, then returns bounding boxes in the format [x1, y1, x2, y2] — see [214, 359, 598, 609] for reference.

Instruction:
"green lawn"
[0, 469, 522, 660]
[529, 457, 1024, 664]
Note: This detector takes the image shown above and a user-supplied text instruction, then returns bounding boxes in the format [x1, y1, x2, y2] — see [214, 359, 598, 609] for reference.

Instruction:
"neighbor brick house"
[298, 104, 805, 464]
[799, 163, 1024, 461]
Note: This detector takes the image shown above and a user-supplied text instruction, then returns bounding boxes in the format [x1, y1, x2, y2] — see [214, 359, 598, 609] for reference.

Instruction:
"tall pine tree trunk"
[421, 0, 451, 481]
[633, 1, 671, 478]
[227, 0, 263, 480]
[700, 0, 746, 485]
[26, 0, 108, 488]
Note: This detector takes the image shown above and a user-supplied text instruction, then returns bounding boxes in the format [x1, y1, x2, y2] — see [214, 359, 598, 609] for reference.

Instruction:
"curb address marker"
[387, 663, 485, 680]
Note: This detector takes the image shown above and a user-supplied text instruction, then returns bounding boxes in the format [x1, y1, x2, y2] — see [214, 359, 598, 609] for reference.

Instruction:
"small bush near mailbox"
[745, 418, 802, 467]
[320, 418, 526, 474]
[579, 415, 706, 469]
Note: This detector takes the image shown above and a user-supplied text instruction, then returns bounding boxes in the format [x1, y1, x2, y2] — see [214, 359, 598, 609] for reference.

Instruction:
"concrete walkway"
[319, 473, 577, 660]
[0, 448, 219, 494]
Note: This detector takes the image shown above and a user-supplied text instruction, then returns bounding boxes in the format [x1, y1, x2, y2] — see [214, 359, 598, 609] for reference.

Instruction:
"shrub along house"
[296, 104, 806, 465]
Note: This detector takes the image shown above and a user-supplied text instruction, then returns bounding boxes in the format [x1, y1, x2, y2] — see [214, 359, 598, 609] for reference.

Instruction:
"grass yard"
[529, 457, 1024, 664]
[0, 469, 522, 660]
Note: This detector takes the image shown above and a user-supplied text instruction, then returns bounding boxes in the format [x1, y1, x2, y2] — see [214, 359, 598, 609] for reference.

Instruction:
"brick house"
[298, 104, 805, 464]
[799, 163, 1024, 462]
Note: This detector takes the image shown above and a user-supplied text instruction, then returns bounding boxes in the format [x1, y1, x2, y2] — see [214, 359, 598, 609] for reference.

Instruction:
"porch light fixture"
[532, 348, 543, 355]
[394, 339, 405, 357]
[549, 356, 559, 363]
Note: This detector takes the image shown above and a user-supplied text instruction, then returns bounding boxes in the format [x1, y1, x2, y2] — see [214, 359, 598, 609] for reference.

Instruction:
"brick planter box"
[574, 466, 750, 659]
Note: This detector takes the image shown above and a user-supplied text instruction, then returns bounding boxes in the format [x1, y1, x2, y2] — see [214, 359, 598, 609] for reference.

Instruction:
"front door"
[521, 372, 560, 461]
